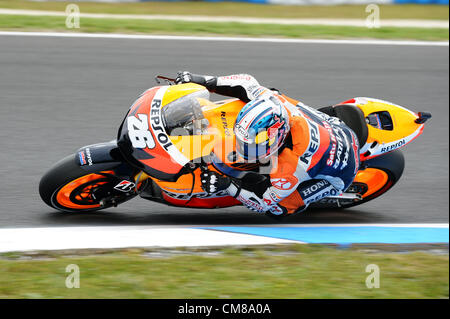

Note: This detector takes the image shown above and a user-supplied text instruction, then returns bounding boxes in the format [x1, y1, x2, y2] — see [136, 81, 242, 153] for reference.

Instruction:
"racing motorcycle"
[39, 75, 431, 216]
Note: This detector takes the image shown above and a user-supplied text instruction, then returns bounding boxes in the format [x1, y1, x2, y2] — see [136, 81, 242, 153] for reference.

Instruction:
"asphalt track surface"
[0, 34, 448, 228]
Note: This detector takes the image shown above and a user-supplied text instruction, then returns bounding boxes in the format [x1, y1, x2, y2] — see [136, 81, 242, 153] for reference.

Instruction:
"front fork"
[77, 140, 141, 206]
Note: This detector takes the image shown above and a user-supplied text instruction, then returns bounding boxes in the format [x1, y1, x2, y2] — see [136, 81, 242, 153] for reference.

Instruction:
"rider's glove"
[200, 171, 232, 194]
[175, 71, 216, 89]
[175, 71, 193, 84]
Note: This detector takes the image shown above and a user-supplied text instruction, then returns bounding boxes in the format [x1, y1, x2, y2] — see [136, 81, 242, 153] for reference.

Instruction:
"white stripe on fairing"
[0, 31, 448, 47]
[0, 226, 299, 253]
[360, 121, 424, 157]
[153, 87, 190, 167]
[356, 97, 418, 117]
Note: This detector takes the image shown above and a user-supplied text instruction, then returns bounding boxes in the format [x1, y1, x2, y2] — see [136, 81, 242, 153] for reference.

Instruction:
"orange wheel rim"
[353, 168, 389, 198]
[55, 171, 114, 210]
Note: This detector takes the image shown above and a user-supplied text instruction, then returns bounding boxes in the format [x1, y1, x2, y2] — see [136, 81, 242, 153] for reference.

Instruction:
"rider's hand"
[175, 71, 214, 88]
[201, 171, 231, 194]
[175, 71, 193, 84]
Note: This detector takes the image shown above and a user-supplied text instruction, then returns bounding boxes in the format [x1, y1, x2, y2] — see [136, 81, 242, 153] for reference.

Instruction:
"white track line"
[216, 223, 450, 228]
[0, 226, 298, 253]
[0, 224, 446, 253]
[0, 31, 447, 46]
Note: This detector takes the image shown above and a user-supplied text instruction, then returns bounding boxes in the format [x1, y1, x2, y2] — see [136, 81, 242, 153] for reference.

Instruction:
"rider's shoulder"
[288, 116, 312, 156]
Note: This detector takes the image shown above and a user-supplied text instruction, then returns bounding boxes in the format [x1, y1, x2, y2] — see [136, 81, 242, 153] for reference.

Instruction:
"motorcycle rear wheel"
[311, 150, 405, 209]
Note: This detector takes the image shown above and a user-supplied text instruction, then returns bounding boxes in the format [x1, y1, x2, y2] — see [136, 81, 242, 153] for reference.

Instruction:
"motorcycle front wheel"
[39, 154, 136, 213]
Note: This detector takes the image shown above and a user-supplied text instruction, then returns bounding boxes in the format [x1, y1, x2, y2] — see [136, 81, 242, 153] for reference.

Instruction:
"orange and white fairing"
[119, 84, 429, 209]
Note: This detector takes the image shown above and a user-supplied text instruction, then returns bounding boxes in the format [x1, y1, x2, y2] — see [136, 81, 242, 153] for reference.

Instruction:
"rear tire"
[39, 154, 136, 212]
[311, 150, 405, 209]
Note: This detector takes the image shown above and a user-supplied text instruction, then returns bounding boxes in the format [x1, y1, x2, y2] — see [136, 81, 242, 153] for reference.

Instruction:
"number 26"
[127, 114, 155, 149]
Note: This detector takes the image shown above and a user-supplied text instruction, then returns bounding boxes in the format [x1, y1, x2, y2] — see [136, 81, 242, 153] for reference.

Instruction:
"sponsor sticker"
[301, 180, 331, 198]
[272, 178, 292, 190]
[221, 111, 232, 137]
[304, 188, 338, 205]
[237, 195, 264, 212]
[267, 115, 284, 140]
[299, 121, 319, 167]
[150, 99, 174, 151]
[78, 151, 87, 165]
[269, 204, 284, 216]
[380, 139, 405, 153]
[163, 190, 229, 200]
[85, 147, 93, 166]
[78, 148, 93, 166]
[221, 75, 252, 81]
[235, 123, 249, 139]
[114, 180, 136, 192]
[269, 190, 281, 202]
[323, 121, 337, 167]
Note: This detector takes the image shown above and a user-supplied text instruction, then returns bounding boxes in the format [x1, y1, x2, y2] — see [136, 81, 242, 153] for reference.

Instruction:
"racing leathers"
[176, 72, 361, 216]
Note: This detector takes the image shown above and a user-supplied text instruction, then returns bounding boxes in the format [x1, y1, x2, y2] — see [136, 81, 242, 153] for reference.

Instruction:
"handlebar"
[155, 75, 176, 85]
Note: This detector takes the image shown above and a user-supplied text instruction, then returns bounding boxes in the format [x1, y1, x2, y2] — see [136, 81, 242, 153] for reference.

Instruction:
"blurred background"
[0, 0, 448, 299]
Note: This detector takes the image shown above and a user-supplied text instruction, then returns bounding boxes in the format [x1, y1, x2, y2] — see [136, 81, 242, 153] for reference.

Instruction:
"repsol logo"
[221, 111, 232, 136]
[304, 188, 338, 205]
[381, 139, 405, 153]
[86, 148, 93, 166]
[150, 99, 173, 151]
[300, 122, 319, 166]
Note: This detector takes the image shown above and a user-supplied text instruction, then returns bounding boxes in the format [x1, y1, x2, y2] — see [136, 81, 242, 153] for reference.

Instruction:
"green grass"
[0, 1, 448, 20]
[0, 245, 448, 298]
[0, 14, 448, 41]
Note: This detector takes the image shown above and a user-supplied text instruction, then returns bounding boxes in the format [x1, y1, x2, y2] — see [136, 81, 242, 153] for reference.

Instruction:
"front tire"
[39, 154, 136, 212]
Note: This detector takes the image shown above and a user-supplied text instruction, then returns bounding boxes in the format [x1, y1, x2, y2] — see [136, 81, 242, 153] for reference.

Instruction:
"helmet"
[234, 95, 290, 162]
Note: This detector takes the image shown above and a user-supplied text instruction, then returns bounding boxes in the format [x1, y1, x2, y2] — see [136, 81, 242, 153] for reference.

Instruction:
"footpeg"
[327, 193, 362, 201]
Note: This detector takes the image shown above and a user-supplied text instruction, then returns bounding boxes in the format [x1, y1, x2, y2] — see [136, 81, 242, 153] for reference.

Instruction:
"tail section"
[338, 97, 431, 161]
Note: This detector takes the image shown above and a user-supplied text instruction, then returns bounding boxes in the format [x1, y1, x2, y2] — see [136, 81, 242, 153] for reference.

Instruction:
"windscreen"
[162, 91, 210, 136]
